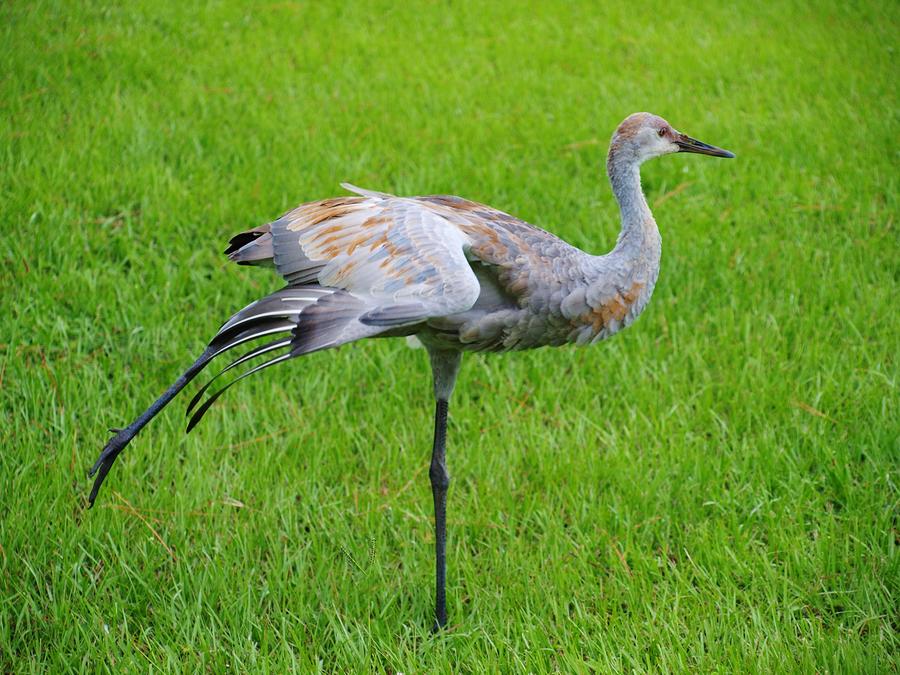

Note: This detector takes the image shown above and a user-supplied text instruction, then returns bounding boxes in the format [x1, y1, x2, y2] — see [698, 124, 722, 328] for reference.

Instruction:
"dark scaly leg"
[426, 348, 461, 631]
[430, 398, 450, 630]
[88, 347, 216, 506]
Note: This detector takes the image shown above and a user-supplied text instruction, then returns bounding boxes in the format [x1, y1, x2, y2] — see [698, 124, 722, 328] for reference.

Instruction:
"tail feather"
[225, 225, 274, 266]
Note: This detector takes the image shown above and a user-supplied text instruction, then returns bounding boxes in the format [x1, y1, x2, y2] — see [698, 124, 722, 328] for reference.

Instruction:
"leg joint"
[429, 461, 450, 489]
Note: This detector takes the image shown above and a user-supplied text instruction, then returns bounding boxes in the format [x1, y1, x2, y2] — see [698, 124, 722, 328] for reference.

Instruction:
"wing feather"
[259, 187, 482, 324]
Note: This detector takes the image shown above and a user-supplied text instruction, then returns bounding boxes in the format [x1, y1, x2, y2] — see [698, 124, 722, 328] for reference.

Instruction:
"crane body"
[88, 113, 733, 630]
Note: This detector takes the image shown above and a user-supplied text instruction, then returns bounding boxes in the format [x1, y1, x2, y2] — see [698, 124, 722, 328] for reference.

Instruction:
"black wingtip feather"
[185, 352, 294, 433]
[186, 388, 227, 434]
[186, 337, 292, 417]
[185, 386, 207, 418]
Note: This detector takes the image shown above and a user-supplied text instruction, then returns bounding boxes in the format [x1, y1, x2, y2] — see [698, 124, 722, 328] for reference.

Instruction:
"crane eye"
[658, 127, 667, 137]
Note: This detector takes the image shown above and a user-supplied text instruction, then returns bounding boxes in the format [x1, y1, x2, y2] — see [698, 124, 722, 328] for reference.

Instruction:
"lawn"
[1, 0, 897, 672]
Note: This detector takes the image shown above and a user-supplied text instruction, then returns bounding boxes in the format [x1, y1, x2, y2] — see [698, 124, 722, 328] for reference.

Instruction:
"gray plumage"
[88, 112, 734, 629]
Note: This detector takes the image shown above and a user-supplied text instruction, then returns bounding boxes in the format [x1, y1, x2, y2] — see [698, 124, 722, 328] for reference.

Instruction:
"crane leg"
[88, 346, 216, 507]
[426, 348, 461, 632]
[430, 398, 450, 631]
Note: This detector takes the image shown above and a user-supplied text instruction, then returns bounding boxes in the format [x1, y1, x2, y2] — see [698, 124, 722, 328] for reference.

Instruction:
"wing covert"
[268, 187, 481, 323]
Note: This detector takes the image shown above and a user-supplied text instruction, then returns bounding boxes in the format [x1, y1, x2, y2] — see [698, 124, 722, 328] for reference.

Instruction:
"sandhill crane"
[88, 112, 733, 630]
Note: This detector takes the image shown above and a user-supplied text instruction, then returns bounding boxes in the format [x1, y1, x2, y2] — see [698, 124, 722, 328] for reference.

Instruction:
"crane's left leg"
[427, 348, 462, 632]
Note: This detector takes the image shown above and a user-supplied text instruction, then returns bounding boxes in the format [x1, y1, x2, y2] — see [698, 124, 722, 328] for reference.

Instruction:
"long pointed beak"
[675, 133, 735, 158]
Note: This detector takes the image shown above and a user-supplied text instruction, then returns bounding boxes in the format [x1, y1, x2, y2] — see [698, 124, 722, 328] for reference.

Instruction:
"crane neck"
[561, 144, 664, 346]
[606, 149, 661, 265]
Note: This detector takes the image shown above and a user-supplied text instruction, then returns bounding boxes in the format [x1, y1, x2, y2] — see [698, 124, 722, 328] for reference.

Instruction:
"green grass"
[2, 0, 898, 671]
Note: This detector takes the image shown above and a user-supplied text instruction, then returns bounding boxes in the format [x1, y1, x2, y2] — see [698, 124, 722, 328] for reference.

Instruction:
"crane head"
[611, 112, 734, 164]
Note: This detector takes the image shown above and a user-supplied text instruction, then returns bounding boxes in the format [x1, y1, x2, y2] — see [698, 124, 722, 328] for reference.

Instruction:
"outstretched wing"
[185, 186, 484, 427]
[227, 185, 482, 322]
[89, 185, 492, 506]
